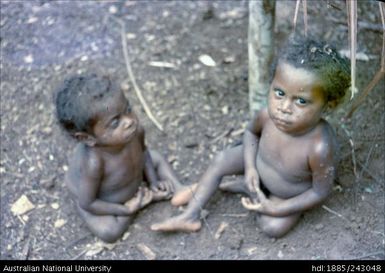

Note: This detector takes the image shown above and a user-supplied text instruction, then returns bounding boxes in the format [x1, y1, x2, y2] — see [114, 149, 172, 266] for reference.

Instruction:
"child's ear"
[327, 100, 338, 109]
[73, 132, 97, 147]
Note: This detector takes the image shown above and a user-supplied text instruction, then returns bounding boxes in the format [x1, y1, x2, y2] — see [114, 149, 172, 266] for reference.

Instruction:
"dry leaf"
[24, 54, 34, 64]
[199, 55, 216, 67]
[148, 61, 176, 68]
[54, 219, 67, 228]
[137, 243, 156, 260]
[51, 203, 59, 210]
[11, 195, 35, 216]
[85, 241, 117, 256]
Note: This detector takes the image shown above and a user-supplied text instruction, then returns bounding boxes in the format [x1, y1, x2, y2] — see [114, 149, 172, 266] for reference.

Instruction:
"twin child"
[55, 35, 350, 242]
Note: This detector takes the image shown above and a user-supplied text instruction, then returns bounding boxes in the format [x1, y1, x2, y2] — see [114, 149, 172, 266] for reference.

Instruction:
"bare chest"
[101, 138, 145, 191]
[258, 123, 312, 183]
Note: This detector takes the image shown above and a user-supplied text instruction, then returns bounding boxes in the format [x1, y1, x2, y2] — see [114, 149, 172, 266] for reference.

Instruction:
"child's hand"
[124, 187, 153, 213]
[241, 188, 277, 216]
[152, 185, 173, 201]
[124, 187, 144, 213]
[152, 180, 174, 194]
[245, 167, 260, 194]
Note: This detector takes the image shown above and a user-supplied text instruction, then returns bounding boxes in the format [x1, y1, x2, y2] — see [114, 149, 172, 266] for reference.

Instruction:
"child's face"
[91, 91, 138, 146]
[268, 62, 326, 135]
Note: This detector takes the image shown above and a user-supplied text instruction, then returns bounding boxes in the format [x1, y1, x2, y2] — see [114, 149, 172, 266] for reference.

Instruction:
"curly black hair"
[55, 74, 119, 135]
[272, 34, 351, 108]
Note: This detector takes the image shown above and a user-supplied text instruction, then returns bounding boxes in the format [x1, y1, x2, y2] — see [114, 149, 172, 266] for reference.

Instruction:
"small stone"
[315, 224, 324, 230]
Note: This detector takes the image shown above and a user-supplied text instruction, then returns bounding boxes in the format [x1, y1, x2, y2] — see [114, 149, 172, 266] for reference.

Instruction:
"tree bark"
[248, 0, 275, 114]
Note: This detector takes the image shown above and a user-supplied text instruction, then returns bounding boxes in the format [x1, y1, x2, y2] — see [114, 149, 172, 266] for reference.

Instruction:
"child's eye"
[274, 89, 285, 97]
[110, 117, 120, 129]
[296, 98, 307, 105]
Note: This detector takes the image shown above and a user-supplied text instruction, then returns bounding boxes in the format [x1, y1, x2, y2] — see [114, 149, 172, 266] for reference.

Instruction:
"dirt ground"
[1, 1, 384, 260]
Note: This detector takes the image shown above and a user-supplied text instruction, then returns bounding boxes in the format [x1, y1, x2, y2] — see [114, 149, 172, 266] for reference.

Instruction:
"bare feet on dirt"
[151, 214, 202, 232]
[171, 183, 198, 206]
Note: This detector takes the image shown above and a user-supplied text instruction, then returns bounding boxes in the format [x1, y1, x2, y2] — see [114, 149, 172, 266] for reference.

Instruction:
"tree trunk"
[248, 0, 275, 114]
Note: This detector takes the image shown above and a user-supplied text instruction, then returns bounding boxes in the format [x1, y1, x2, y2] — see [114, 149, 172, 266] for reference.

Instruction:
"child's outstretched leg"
[151, 145, 244, 232]
[149, 150, 198, 206]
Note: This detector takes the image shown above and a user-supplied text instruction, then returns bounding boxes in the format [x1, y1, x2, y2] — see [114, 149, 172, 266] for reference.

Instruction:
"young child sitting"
[55, 74, 196, 243]
[151, 35, 350, 238]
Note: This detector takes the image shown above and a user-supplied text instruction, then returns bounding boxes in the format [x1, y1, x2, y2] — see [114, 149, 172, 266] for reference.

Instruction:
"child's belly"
[256, 156, 312, 199]
[98, 170, 143, 203]
[99, 178, 142, 203]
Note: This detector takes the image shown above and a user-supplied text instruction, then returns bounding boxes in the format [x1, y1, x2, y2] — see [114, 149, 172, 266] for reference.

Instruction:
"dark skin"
[151, 61, 338, 238]
[65, 90, 196, 243]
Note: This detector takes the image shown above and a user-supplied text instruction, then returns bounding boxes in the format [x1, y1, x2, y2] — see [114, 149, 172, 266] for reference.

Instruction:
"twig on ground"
[322, 205, 349, 222]
[71, 249, 87, 260]
[220, 213, 248, 217]
[210, 128, 233, 144]
[359, 142, 375, 179]
[112, 17, 164, 132]
[350, 251, 384, 260]
[65, 233, 92, 251]
[356, 160, 383, 186]
[341, 125, 359, 209]
[21, 238, 31, 260]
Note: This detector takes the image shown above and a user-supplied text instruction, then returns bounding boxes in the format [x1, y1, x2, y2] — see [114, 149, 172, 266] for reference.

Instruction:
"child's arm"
[243, 109, 268, 193]
[77, 152, 137, 216]
[140, 127, 173, 194]
[242, 133, 336, 217]
[139, 127, 162, 188]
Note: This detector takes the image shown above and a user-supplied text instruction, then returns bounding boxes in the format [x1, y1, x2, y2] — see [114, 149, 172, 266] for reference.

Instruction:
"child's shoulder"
[253, 107, 270, 124]
[72, 143, 103, 170]
[309, 119, 338, 158]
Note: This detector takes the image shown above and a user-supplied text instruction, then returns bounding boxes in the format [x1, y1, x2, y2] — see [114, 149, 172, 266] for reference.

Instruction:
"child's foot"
[171, 183, 198, 207]
[151, 214, 202, 232]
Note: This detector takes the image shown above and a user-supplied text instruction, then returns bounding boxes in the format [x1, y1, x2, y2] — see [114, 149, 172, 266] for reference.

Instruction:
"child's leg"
[77, 204, 132, 243]
[256, 196, 301, 238]
[151, 145, 244, 232]
[148, 150, 198, 206]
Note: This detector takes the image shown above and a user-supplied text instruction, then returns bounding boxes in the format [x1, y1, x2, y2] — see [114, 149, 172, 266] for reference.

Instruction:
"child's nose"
[122, 117, 134, 129]
[279, 100, 292, 114]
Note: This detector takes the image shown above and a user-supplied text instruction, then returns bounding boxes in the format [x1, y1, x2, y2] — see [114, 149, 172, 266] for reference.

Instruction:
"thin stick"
[322, 205, 349, 222]
[302, 0, 308, 37]
[345, 70, 385, 118]
[350, 251, 384, 260]
[293, 0, 301, 32]
[341, 125, 358, 208]
[347, 0, 358, 99]
[113, 17, 164, 132]
[345, 3, 385, 118]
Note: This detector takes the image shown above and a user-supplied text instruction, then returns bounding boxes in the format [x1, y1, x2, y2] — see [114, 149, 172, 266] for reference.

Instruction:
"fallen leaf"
[85, 241, 117, 256]
[148, 61, 176, 68]
[122, 232, 130, 241]
[51, 203, 59, 210]
[54, 219, 67, 228]
[24, 54, 33, 64]
[199, 54, 216, 67]
[11, 195, 35, 216]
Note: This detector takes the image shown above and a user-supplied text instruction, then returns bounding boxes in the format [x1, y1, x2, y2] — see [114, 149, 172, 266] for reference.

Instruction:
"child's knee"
[96, 224, 126, 243]
[212, 151, 227, 167]
[259, 221, 290, 238]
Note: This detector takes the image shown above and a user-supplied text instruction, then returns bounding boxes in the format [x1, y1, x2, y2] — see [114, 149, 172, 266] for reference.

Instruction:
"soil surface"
[1, 1, 384, 260]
